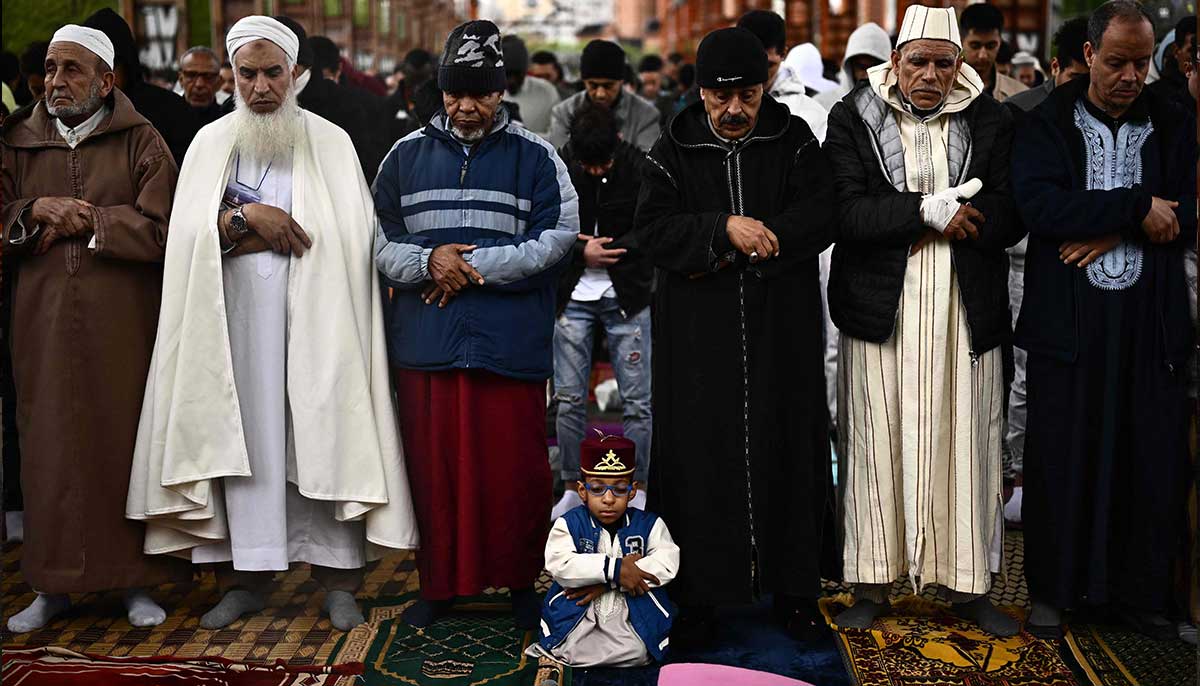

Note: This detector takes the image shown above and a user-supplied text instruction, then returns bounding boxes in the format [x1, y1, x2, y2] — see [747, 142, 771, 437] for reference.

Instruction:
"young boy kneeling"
[527, 435, 680, 667]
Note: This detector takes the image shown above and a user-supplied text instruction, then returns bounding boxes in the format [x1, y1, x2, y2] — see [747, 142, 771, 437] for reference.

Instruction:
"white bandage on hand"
[920, 178, 984, 233]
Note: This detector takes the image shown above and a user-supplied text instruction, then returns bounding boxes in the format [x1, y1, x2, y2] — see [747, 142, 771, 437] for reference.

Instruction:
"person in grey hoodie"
[547, 40, 661, 151]
[815, 22, 891, 111]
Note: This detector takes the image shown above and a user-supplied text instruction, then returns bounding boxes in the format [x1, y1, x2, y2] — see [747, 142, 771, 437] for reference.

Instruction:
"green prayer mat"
[328, 591, 571, 686]
[1064, 623, 1195, 686]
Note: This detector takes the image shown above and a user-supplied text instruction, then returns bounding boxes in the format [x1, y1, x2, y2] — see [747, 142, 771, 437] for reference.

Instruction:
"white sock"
[1004, 486, 1023, 524]
[5, 511, 24, 542]
[7, 593, 70, 633]
[630, 490, 647, 510]
[124, 589, 167, 627]
[551, 490, 582, 520]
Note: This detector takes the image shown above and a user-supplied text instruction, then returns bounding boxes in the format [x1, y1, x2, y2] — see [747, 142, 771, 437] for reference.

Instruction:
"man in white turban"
[824, 5, 1023, 635]
[3, 23, 188, 633]
[126, 15, 419, 631]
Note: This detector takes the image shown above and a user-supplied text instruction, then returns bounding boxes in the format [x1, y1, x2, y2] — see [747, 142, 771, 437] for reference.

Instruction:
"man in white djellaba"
[126, 15, 418, 631]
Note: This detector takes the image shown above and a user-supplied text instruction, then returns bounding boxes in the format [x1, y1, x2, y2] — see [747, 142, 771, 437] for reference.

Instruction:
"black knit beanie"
[695, 27, 768, 89]
[438, 20, 507, 94]
[580, 39, 626, 81]
[736, 10, 787, 55]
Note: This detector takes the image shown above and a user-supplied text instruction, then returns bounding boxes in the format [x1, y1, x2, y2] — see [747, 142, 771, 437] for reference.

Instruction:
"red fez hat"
[580, 433, 636, 479]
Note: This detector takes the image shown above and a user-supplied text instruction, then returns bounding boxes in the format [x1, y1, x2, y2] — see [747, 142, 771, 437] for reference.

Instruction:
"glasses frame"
[582, 482, 634, 499]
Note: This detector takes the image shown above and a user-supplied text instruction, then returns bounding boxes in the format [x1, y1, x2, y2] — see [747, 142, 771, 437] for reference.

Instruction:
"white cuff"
[8, 210, 42, 245]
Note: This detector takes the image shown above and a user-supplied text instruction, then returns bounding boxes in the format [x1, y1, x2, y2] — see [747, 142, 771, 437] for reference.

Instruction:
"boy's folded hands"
[618, 553, 661, 597]
[566, 584, 607, 606]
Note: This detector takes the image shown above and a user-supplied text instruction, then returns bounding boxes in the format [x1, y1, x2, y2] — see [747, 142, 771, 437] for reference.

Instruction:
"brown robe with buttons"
[1, 88, 191, 593]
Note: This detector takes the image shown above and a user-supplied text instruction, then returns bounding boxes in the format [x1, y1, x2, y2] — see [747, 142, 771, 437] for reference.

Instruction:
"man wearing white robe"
[126, 16, 418, 631]
[823, 6, 1022, 636]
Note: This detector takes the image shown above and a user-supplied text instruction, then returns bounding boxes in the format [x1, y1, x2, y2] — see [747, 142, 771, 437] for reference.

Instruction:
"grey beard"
[450, 124, 486, 143]
[231, 86, 304, 163]
[46, 81, 103, 120]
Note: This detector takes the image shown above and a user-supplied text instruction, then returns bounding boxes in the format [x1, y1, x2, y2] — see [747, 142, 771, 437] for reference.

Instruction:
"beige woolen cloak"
[126, 110, 419, 555]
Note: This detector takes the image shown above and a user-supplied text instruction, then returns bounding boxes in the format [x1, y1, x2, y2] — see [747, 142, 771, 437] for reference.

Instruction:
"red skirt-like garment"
[393, 368, 552, 600]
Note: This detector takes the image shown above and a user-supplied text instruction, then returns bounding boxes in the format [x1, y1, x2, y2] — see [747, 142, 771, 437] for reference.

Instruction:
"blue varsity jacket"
[539, 506, 676, 661]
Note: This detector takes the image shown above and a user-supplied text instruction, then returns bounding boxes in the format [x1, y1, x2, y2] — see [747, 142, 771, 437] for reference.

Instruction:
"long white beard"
[231, 85, 304, 163]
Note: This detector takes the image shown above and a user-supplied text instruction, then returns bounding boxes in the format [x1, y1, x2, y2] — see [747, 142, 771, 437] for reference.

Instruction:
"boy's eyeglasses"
[583, 482, 633, 498]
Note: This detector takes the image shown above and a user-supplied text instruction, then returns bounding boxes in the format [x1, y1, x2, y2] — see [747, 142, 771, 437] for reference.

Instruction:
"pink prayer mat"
[658, 663, 816, 686]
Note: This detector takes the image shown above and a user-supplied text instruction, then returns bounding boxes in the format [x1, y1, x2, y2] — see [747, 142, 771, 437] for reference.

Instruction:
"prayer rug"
[1063, 623, 1196, 686]
[325, 590, 571, 686]
[819, 594, 1077, 686]
[0, 645, 359, 685]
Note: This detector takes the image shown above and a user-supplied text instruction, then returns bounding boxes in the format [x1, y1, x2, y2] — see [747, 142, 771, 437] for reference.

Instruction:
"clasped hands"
[28, 197, 95, 255]
[913, 178, 985, 256]
[1058, 196, 1178, 268]
[421, 243, 485, 308]
[563, 553, 661, 607]
[221, 203, 313, 257]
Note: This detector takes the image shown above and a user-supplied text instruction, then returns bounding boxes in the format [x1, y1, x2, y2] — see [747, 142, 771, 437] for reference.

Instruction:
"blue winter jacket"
[540, 506, 676, 662]
[373, 108, 580, 380]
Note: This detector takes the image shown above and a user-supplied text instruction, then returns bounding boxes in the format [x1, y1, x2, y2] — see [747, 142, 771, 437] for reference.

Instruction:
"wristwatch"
[227, 206, 249, 240]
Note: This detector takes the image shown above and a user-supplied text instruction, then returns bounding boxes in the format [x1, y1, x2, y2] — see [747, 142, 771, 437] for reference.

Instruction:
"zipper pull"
[970, 351, 979, 367]
[459, 159, 469, 184]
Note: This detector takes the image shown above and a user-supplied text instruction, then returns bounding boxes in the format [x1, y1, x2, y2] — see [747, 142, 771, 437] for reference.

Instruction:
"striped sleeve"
[372, 133, 439, 286]
[465, 129, 580, 287]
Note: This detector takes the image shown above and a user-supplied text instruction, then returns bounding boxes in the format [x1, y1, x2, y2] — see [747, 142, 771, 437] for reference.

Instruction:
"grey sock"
[124, 589, 167, 627]
[954, 597, 1019, 637]
[834, 598, 887, 629]
[323, 590, 365, 631]
[200, 588, 265, 629]
[6, 593, 70, 633]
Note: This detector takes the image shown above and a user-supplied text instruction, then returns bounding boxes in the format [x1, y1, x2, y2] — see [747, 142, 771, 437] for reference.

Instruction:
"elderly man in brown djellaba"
[1, 23, 188, 634]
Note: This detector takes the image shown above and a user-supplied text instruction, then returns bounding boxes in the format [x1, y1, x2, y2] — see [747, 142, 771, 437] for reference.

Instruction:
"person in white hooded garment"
[815, 22, 892, 111]
[126, 15, 418, 632]
[783, 43, 841, 96]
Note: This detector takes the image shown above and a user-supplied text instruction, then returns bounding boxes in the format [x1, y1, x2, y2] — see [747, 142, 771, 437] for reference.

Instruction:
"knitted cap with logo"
[695, 27, 768, 89]
[438, 20, 506, 94]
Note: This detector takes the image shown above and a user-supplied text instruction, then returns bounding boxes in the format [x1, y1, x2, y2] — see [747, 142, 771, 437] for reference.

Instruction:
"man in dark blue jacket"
[374, 20, 580, 630]
[1013, 0, 1196, 639]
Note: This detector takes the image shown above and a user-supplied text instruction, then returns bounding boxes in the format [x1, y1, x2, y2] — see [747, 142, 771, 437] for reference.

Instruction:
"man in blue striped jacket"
[373, 20, 580, 630]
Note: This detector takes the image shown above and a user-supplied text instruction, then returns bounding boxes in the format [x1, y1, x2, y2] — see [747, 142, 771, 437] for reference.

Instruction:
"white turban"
[896, 6, 962, 50]
[50, 24, 115, 71]
[225, 15, 299, 65]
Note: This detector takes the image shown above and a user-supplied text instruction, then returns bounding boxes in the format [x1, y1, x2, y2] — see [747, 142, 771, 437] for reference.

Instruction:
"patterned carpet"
[1064, 623, 1198, 686]
[0, 541, 418, 665]
[4, 533, 1194, 686]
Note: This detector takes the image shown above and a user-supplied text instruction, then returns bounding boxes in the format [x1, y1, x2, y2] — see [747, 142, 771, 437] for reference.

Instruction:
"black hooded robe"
[635, 96, 840, 606]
